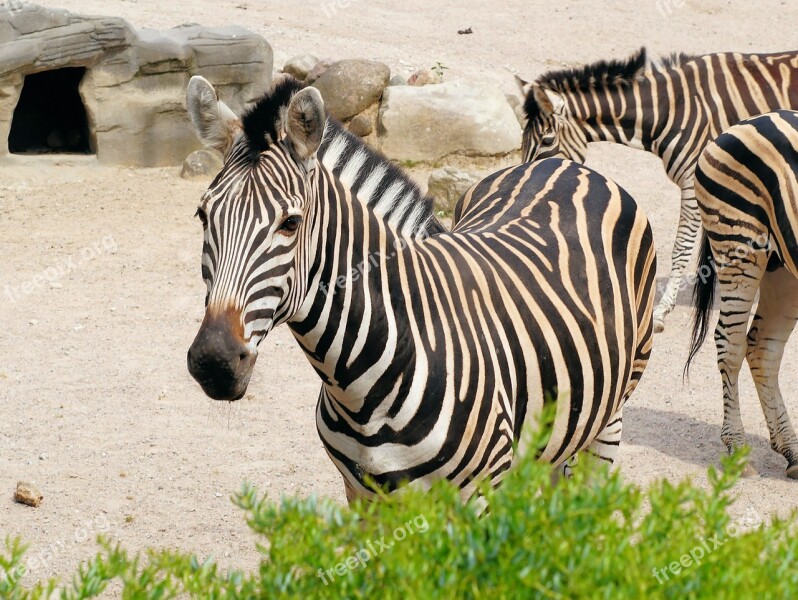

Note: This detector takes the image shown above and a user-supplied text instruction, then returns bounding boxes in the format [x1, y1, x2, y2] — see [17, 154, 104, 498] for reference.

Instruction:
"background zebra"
[185, 75, 657, 502]
[686, 109, 798, 478]
[517, 48, 798, 333]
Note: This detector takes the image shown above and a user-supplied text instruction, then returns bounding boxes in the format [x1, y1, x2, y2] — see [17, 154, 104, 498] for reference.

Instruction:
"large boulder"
[408, 68, 442, 87]
[304, 58, 332, 84]
[282, 54, 318, 81]
[0, 3, 272, 166]
[427, 167, 480, 213]
[377, 81, 522, 162]
[312, 59, 390, 121]
[180, 148, 223, 180]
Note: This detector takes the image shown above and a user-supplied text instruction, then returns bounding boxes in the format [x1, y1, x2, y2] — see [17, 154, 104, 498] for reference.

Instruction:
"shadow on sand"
[624, 406, 790, 480]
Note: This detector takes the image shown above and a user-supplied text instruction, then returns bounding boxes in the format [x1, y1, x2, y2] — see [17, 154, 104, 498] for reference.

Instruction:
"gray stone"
[283, 54, 318, 80]
[0, 3, 273, 166]
[389, 74, 408, 86]
[180, 149, 224, 180]
[408, 68, 442, 87]
[14, 480, 42, 508]
[348, 114, 373, 137]
[377, 80, 522, 162]
[427, 167, 480, 213]
[312, 59, 390, 121]
[304, 58, 332, 84]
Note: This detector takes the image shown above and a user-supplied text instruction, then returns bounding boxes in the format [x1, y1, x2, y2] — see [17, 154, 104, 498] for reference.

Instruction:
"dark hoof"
[786, 464, 798, 480]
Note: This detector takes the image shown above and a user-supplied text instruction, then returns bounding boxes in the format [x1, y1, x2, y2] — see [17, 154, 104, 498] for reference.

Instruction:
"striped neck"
[317, 121, 444, 239]
[556, 58, 699, 157]
[288, 165, 416, 414]
[286, 121, 444, 413]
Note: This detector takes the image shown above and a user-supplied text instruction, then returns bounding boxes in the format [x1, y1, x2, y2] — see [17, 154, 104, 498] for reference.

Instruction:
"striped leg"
[653, 185, 700, 332]
[746, 267, 798, 478]
[586, 409, 624, 466]
[714, 246, 767, 468]
[558, 409, 624, 481]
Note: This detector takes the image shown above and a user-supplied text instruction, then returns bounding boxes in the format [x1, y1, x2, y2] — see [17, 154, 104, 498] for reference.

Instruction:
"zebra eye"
[278, 215, 302, 234]
[195, 208, 208, 228]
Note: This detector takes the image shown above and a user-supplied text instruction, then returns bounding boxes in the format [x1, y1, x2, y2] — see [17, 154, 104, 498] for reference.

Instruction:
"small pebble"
[14, 481, 43, 507]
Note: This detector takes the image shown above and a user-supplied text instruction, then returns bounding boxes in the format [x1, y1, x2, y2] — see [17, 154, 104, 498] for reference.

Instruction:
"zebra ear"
[515, 74, 532, 98]
[186, 76, 241, 155]
[532, 85, 565, 117]
[285, 86, 326, 164]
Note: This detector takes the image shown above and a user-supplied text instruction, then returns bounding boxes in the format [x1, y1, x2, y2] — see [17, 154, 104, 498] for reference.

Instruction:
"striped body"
[520, 49, 798, 332]
[185, 77, 656, 501]
[687, 109, 798, 477]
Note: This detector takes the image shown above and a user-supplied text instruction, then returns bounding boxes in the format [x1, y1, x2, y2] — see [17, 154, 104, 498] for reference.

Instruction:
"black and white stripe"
[687, 109, 798, 478]
[186, 76, 657, 501]
[519, 48, 798, 333]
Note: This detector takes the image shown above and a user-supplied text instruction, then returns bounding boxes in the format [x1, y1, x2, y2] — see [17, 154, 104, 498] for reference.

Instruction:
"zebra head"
[518, 80, 587, 163]
[184, 76, 325, 401]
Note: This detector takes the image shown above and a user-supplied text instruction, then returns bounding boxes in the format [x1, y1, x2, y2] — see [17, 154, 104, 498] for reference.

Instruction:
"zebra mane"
[658, 51, 695, 68]
[239, 75, 444, 238]
[241, 76, 304, 156]
[525, 47, 648, 121]
[319, 122, 445, 238]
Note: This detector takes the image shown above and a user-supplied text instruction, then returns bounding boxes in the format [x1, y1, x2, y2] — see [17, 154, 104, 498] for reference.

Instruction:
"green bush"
[3, 439, 798, 599]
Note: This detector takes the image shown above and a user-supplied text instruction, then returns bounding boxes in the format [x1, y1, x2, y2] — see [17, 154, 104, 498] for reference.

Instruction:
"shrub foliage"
[3, 441, 797, 599]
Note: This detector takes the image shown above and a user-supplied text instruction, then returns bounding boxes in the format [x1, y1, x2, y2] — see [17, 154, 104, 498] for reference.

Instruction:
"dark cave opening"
[8, 67, 93, 155]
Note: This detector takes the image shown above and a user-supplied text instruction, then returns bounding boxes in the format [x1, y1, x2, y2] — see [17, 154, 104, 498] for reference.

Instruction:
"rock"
[282, 54, 318, 80]
[0, 3, 272, 166]
[378, 81, 522, 162]
[427, 167, 480, 213]
[408, 68, 442, 87]
[348, 114, 373, 137]
[180, 149, 224, 179]
[389, 74, 408, 86]
[304, 58, 333, 84]
[312, 59, 390, 121]
[14, 481, 42, 507]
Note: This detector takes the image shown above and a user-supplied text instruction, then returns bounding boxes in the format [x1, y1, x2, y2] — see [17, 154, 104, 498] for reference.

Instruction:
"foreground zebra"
[686, 110, 798, 478]
[517, 48, 798, 333]
[185, 75, 657, 501]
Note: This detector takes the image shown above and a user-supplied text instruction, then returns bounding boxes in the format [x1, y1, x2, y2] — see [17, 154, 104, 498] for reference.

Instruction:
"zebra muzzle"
[187, 310, 257, 401]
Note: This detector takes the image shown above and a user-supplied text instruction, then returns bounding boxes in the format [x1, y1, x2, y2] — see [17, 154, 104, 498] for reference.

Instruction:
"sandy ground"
[2, 0, 798, 591]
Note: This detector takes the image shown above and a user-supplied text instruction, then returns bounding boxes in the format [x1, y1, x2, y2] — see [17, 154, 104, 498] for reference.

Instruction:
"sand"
[2, 0, 797, 590]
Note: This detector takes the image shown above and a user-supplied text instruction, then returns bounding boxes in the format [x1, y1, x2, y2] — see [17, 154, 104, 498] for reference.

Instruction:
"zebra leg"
[715, 249, 767, 471]
[745, 267, 798, 478]
[653, 185, 700, 333]
[555, 409, 624, 482]
[586, 409, 624, 466]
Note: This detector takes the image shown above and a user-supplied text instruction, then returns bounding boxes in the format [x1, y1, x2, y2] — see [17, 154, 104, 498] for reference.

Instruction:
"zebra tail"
[684, 231, 715, 378]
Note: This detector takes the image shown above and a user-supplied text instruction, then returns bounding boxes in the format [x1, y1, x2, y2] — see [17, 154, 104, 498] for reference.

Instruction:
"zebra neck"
[563, 63, 697, 157]
[288, 170, 418, 416]
[562, 82, 648, 151]
[317, 123, 444, 238]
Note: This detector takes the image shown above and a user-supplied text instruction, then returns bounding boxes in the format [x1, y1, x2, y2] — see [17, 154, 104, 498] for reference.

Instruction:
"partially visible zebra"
[517, 48, 798, 333]
[686, 109, 798, 478]
[185, 75, 657, 502]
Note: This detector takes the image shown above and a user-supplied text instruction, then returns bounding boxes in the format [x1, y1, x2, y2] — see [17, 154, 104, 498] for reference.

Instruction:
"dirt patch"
[2, 0, 797, 586]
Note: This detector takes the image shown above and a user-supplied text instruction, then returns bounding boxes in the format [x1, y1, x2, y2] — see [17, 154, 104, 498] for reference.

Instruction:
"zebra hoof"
[786, 464, 798, 480]
[652, 319, 665, 334]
